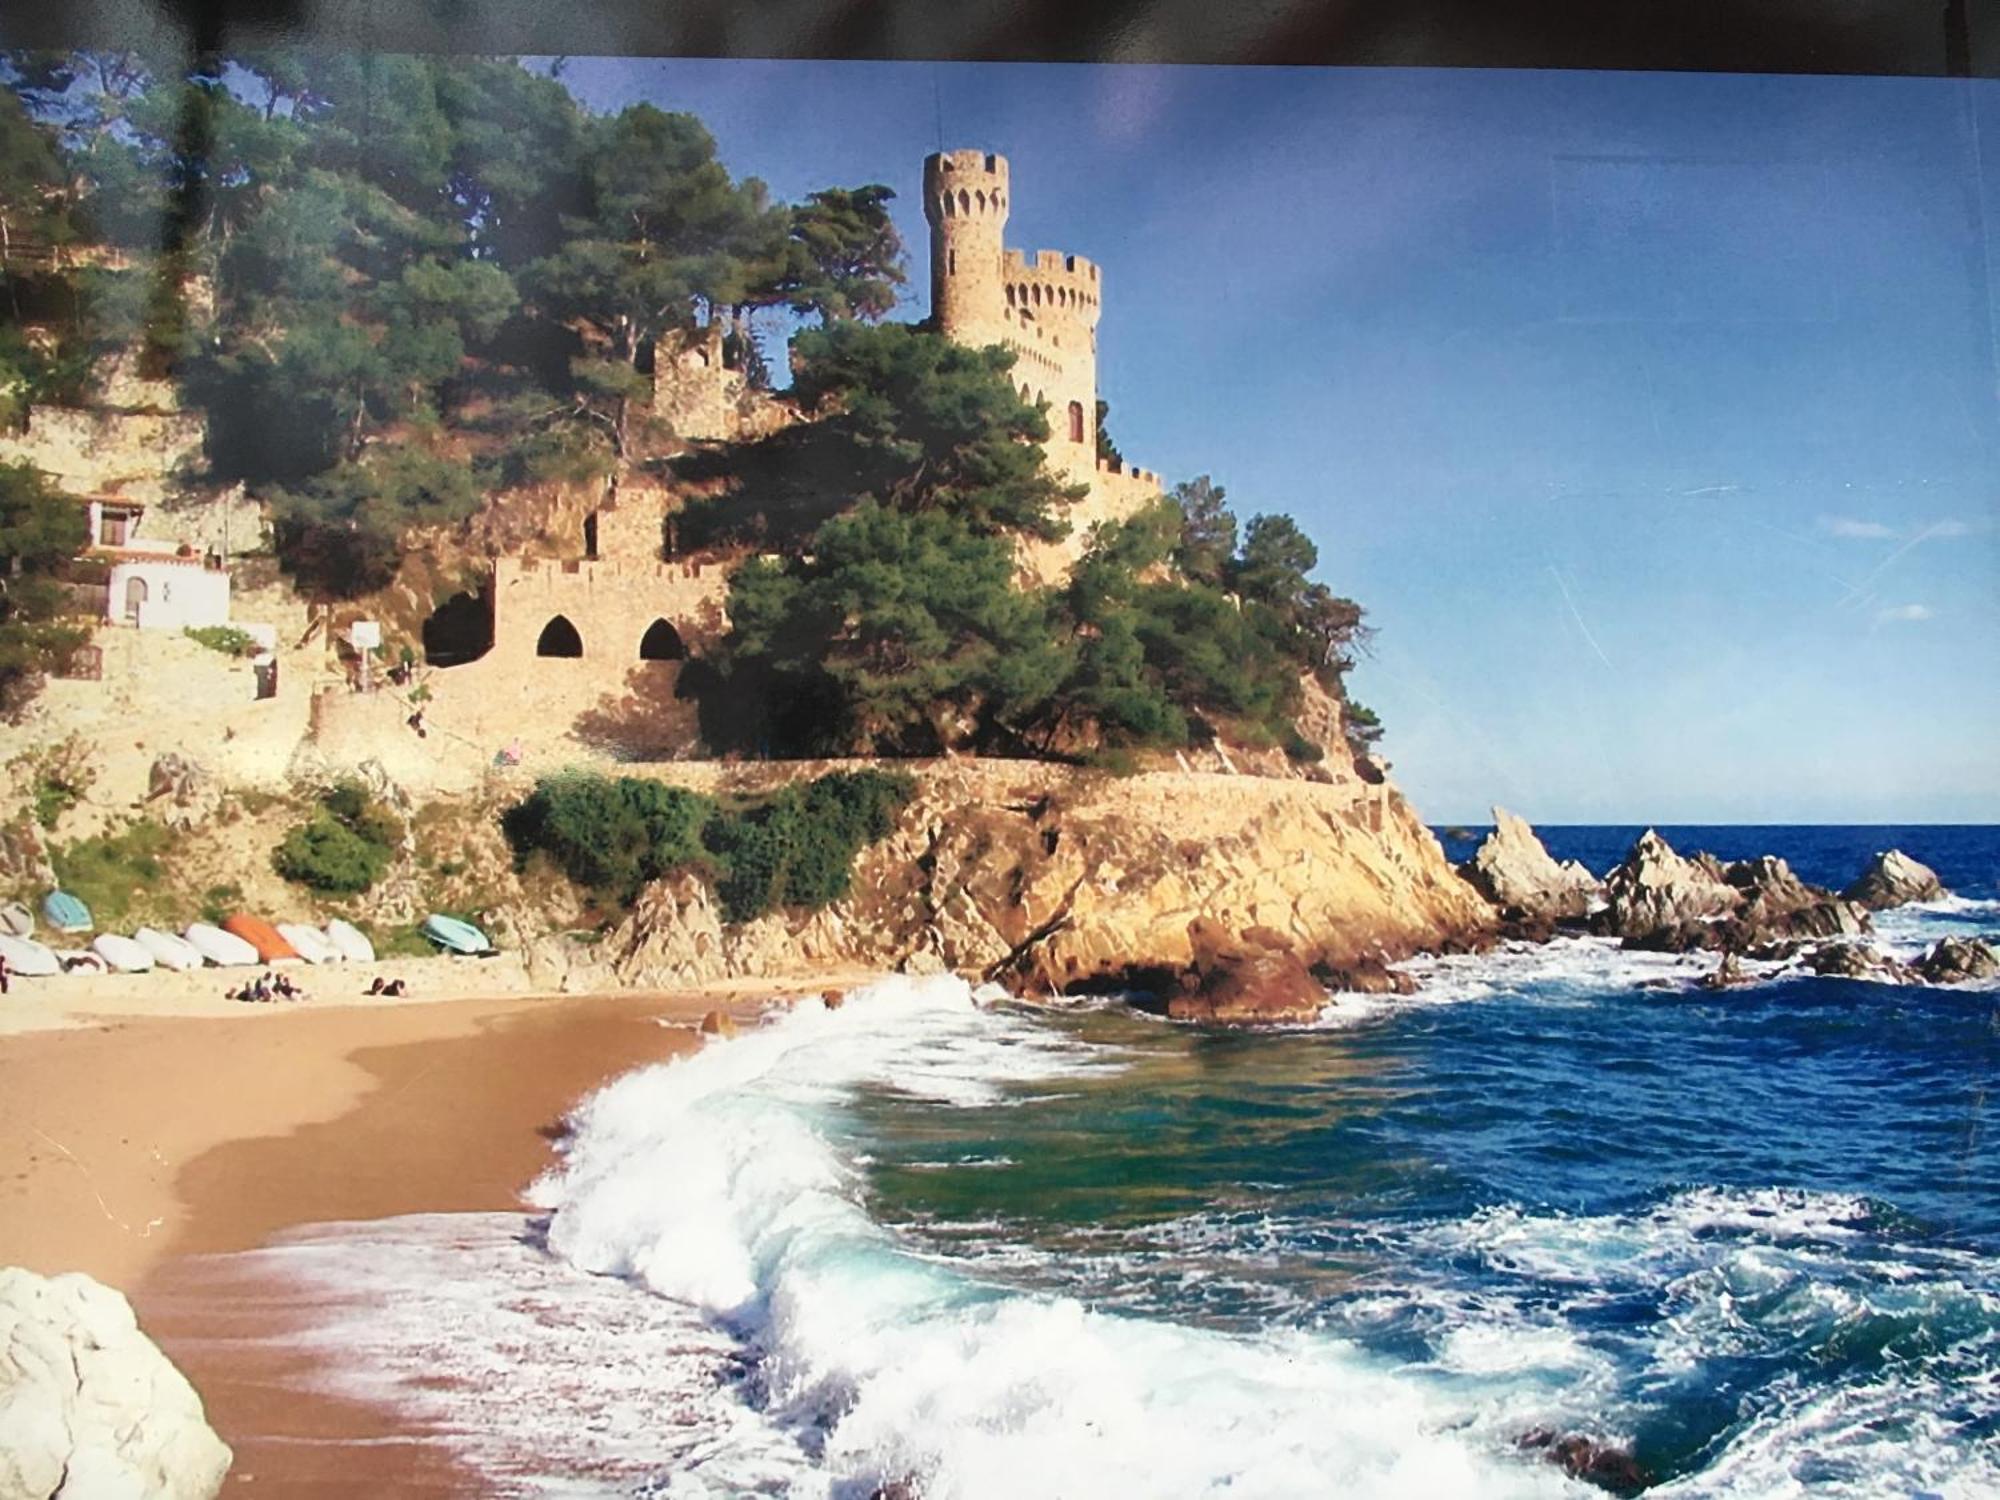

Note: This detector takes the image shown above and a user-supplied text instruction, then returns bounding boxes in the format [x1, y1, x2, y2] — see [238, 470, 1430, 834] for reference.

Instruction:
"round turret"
[924, 150, 1010, 342]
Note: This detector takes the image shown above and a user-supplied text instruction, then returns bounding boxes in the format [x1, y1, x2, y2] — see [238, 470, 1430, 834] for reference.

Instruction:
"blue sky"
[560, 59, 1999, 824]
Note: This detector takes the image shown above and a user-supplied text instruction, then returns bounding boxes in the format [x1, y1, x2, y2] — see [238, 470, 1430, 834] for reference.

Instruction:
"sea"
[225, 826, 1999, 1497]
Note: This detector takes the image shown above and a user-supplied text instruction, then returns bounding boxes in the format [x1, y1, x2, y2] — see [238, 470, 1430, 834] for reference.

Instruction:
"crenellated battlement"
[927, 147, 1162, 582]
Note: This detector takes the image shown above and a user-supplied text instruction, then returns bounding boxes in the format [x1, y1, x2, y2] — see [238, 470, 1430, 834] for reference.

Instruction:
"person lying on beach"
[366, 976, 408, 997]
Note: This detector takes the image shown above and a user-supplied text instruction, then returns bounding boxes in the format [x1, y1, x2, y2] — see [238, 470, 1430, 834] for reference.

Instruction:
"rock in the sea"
[1596, 830, 1739, 946]
[1458, 807, 1600, 922]
[698, 1008, 737, 1038]
[1518, 1428, 1650, 1496]
[1163, 919, 1329, 1026]
[0, 1266, 231, 1500]
[1917, 936, 1999, 985]
[1841, 850, 1947, 910]
[1720, 855, 1869, 950]
[1804, 942, 1918, 984]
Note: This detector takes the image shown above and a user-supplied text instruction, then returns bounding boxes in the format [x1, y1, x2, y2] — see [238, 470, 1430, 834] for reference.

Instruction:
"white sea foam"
[527, 974, 1574, 1498]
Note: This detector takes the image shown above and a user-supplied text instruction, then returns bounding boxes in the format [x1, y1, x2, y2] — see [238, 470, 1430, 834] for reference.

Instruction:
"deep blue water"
[1434, 822, 2000, 900]
[838, 826, 2000, 1495]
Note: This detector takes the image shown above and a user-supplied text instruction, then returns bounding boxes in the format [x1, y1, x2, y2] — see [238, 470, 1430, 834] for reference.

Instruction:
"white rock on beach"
[0, 1266, 231, 1500]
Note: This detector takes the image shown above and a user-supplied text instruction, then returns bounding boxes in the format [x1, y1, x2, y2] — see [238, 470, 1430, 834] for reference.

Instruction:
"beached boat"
[135, 927, 205, 972]
[0, 901, 33, 938]
[323, 918, 376, 963]
[183, 922, 261, 968]
[222, 913, 301, 963]
[421, 914, 493, 955]
[0, 933, 62, 977]
[91, 933, 155, 973]
[277, 922, 340, 964]
[41, 890, 92, 935]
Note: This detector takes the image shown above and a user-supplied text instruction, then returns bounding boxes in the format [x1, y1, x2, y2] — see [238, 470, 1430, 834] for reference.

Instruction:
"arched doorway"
[421, 589, 493, 666]
[638, 618, 687, 662]
[122, 575, 148, 624]
[536, 615, 583, 658]
[1068, 400, 1086, 444]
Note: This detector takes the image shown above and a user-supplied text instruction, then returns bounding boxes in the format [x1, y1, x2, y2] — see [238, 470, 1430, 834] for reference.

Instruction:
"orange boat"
[222, 912, 302, 963]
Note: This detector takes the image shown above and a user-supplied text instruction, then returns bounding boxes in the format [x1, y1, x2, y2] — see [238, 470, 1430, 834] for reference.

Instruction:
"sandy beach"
[0, 965, 852, 1495]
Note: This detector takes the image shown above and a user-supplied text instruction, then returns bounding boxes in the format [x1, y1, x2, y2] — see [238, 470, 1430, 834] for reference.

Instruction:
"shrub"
[273, 780, 403, 894]
[274, 812, 391, 894]
[50, 821, 177, 925]
[702, 769, 915, 923]
[502, 768, 913, 923]
[502, 773, 715, 905]
[184, 625, 259, 657]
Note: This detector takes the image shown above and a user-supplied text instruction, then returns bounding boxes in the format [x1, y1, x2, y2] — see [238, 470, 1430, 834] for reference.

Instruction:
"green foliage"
[1095, 399, 1122, 467]
[703, 770, 913, 923]
[183, 624, 258, 656]
[272, 447, 485, 597]
[0, 462, 89, 719]
[274, 779, 403, 893]
[786, 321, 1082, 540]
[50, 820, 177, 926]
[501, 768, 912, 922]
[501, 773, 715, 905]
[750, 184, 905, 324]
[724, 503, 1065, 755]
[1343, 700, 1385, 757]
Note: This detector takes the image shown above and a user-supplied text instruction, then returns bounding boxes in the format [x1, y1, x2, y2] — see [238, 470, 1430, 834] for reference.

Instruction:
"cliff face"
[543, 760, 1491, 994]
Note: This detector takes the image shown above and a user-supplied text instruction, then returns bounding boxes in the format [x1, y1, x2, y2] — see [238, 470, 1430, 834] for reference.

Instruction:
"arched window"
[583, 512, 599, 559]
[536, 615, 583, 658]
[1068, 400, 1086, 444]
[957, 189, 971, 215]
[638, 618, 687, 662]
[976, 189, 987, 212]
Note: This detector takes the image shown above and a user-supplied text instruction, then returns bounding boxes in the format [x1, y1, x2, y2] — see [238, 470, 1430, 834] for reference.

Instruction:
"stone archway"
[536, 615, 583, 658]
[122, 575, 148, 624]
[638, 618, 687, 662]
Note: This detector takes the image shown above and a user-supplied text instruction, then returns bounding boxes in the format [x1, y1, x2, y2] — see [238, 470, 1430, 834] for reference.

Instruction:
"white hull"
[183, 923, 261, 968]
[91, 934, 156, 973]
[135, 927, 206, 972]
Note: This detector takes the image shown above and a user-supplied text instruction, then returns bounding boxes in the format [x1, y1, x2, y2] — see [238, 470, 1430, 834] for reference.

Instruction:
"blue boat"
[420, 913, 493, 955]
[40, 890, 92, 935]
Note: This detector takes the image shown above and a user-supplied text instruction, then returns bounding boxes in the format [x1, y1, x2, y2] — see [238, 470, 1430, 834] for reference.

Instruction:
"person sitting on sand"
[0, 952, 9, 995]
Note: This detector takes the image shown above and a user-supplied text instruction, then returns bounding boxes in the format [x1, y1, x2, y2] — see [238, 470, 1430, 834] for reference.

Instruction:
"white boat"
[0, 901, 33, 938]
[183, 922, 260, 968]
[0, 933, 62, 977]
[277, 922, 340, 964]
[135, 927, 205, 972]
[324, 919, 376, 963]
[91, 934, 155, 973]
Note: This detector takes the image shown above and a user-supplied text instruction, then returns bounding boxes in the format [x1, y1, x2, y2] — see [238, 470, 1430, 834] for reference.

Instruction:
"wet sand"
[0, 982, 812, 1495]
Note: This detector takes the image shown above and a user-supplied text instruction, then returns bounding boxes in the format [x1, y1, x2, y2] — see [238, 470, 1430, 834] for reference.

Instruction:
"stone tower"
[924, 149, 1103, 479]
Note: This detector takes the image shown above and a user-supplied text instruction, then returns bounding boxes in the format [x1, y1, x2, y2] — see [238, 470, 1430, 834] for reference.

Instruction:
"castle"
[923, 149, 1163, 566]
[409, 149, 1163, 755]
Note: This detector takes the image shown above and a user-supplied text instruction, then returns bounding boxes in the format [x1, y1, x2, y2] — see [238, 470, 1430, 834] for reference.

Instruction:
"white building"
[78, 493, 233, 630]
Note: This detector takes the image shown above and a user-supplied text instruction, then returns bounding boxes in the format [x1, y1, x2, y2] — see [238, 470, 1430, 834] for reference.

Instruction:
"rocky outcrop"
[1162, 922, 1328, 1026]
[1917, 936, 1998, 985]
[1841, 850, 1946, 911]
[1805, 942, 1919, 984]
[1719, 856, 1869, 952]
[1596, 833, 1868, 956]
[1457, 807, 1599, 922]
[574, 761, 1492, 1008]
[144, 754, 220, 831]
[0, 1266, 231, 1500]
[1595, 830, 1739, 947]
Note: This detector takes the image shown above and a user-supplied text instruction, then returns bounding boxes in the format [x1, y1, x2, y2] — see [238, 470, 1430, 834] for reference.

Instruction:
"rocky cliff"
[536, 759, 1491, 997]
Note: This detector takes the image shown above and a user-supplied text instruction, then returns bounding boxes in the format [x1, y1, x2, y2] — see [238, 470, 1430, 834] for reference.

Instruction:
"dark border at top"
[0, 0, 1993, 79]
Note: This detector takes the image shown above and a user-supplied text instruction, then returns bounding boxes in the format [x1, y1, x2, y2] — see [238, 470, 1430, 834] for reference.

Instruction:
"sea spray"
[530, 975, 1571, 1498]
